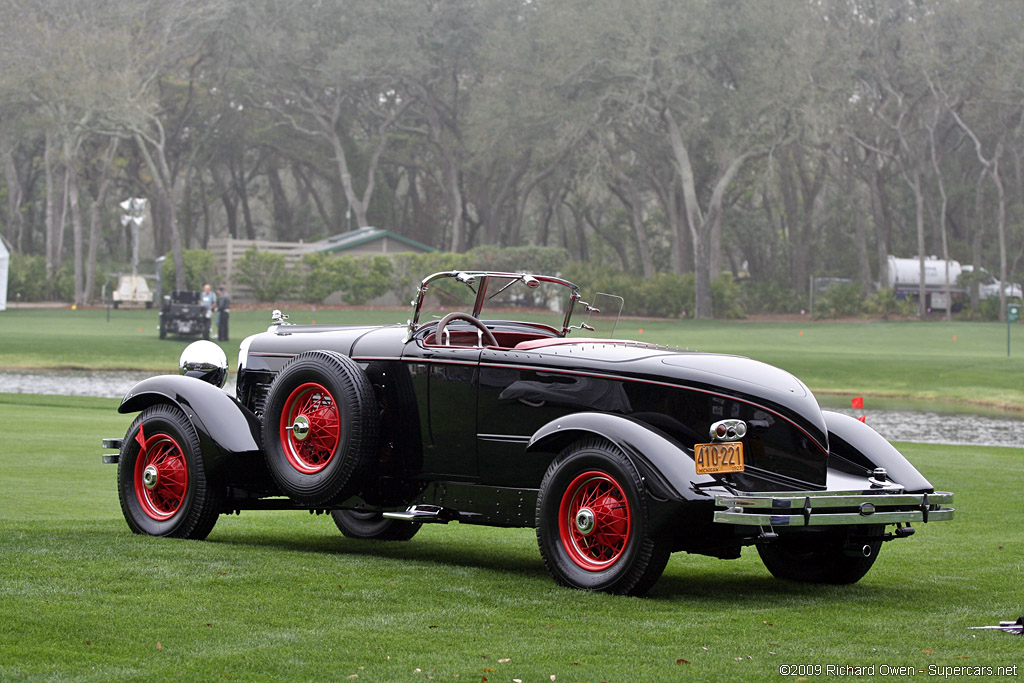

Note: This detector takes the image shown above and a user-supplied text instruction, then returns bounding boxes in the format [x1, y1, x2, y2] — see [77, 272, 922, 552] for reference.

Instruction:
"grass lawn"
[0, 393, 1022, 681]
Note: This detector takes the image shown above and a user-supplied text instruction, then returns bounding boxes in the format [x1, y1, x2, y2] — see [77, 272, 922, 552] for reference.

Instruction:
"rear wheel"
[757, 526, 884, 584]
[331, 510, 421, 541]
[117, 403, 220, 539]
[536, 439, 670, 595]
[263, 351, 378, 506]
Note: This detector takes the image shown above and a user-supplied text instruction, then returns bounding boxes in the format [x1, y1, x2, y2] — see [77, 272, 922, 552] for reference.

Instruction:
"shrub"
[463, 245, 573, 276]
[388, 252, 468, 304]
[868, 288, 913, 320]
[299, 252, 343, 304]
[160, 249, 219, 291]
[813, 281, 865, 319]
[7, 253, 48, 301]
[5, 254, 87, 302]
[558, 264, 746, 319]
[739, 280, 801, 314]
[338, 255, 393, 305]
[711, 273, 745, 319]
[971, 296, 1021, 321]
[235, 246, 295, 301]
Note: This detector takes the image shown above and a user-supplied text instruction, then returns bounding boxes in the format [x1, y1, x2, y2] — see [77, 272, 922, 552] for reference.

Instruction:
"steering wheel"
[436, 312, 498, 347]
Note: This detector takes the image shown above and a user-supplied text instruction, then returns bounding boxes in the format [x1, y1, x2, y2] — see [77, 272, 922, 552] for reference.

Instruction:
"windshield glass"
[413, 272, 580, 336]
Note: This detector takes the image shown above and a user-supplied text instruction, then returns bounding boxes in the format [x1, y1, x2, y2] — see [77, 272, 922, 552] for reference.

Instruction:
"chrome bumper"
[713, 490, 954, 527]
[101, 438, 122, 464]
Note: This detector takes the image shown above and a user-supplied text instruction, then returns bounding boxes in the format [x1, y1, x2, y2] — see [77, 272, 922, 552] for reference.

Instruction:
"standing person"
[217, 287, 231, 341]
[200, 283, 217, 311]
[200, 283, 218, 339]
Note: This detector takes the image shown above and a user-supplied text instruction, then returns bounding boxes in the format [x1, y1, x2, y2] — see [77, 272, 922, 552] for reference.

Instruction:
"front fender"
[526, 412, 714, 502]
[119, 375, 262, 456]
[823, 410, 933, 492]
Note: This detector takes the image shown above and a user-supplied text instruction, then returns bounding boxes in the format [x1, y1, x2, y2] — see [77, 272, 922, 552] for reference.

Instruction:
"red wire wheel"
[279, 382, 341, 474]
[133, 432, 189, 521]
[558, 470, 632, 571]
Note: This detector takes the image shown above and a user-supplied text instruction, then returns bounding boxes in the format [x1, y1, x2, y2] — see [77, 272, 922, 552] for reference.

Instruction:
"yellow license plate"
[694, 442, 745, 474]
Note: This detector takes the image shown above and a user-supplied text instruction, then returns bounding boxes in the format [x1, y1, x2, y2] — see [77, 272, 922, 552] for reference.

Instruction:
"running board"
[382, 504, 480, 524]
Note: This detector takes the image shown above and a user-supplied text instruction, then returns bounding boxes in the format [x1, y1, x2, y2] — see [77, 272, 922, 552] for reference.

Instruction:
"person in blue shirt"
[200, 283, 217, 311]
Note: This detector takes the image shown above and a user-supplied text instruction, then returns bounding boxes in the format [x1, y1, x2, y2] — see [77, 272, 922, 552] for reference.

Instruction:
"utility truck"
[884, 255, 1021, 311]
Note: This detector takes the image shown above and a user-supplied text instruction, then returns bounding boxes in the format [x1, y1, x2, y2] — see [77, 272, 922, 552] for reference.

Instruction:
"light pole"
[119, 197, 148, 277]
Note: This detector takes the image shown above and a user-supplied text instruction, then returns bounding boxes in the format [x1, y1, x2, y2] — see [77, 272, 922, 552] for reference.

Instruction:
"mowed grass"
[0, 393, 1022, 681]
[2, 307, 1024, 410]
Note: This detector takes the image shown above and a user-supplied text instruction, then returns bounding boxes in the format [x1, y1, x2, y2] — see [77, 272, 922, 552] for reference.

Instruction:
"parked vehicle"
[103, 271, 953, 595]
[960, 264, 1024, 301]
[111, 274, 153, 309]
[885, 255, 1021, 311]
[158, 290, 211, 340]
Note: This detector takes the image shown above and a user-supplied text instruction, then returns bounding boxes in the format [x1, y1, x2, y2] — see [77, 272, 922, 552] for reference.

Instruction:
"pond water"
[1, 369, 1020, 448]
[817, 395, 1023, 449]
[0, 369, 237, 401]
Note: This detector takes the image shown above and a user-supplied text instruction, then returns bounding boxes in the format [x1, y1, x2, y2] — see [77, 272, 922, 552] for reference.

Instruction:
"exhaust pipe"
[844, 543, 873, 558]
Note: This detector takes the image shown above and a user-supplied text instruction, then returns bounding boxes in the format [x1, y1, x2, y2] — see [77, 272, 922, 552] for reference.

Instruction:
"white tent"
[0, 238, 9, 311]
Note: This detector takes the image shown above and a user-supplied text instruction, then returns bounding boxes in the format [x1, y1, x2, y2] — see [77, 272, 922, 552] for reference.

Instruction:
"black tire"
[117, 403, 221, 539]
[331, 510, 421, 541]
[757, 526, 884, 584]
[262, 350, 379, 506]
[536, 438, 671, 596]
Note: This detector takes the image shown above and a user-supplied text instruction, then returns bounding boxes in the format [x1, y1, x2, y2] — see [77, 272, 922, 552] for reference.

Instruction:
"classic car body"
[103, 271, 953, 595]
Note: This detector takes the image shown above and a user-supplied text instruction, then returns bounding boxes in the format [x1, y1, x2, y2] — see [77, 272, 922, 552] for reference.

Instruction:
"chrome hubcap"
[142, 465, 159, 490]
[575, 508, 596, 536]
[289, 415, 310, 441]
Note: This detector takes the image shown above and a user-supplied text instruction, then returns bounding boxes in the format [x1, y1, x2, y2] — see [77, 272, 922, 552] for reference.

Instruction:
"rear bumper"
[713, 490, 954, 527]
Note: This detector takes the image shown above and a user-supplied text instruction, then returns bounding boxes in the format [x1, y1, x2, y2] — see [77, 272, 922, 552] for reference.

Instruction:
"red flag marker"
[857, 415, 867, 423]
[135, 422, 147, 451]
[851, 397, 864, 410]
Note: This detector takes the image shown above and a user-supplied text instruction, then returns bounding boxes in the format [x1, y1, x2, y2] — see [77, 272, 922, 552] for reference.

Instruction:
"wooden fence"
[208, 237, 312, 300]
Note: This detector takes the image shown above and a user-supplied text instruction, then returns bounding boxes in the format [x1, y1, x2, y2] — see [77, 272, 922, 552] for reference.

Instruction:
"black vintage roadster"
[103, 271, 953, 595]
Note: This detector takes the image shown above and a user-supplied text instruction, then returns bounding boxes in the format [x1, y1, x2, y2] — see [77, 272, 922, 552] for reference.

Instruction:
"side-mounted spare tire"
[262, 350, 379, 506]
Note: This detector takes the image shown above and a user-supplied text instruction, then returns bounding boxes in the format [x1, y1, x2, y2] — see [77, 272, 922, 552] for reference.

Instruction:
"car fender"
[119, 375, 262, 464]
[526, 412, 713, 502]
[823, 410, 933, 492]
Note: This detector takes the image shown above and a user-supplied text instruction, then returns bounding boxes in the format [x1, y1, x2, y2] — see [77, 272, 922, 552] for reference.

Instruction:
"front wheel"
[757, 526, 884, 584]
[536, 439, 670, 595]
[117, 403, 221, 539]
[331, 510, 421, 541]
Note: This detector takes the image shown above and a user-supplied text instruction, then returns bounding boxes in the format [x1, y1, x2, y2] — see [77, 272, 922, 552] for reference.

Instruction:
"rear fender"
[823, 410, 933, 492]
[526, 412, 713, 502]
[119, 375, 262, 467]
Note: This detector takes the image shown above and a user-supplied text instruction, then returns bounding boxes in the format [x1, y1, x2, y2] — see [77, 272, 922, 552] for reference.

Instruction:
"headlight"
[179, 340, 228, 388]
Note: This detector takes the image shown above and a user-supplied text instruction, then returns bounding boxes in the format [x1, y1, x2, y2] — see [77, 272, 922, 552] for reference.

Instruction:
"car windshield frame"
[408, 271, 582, 338]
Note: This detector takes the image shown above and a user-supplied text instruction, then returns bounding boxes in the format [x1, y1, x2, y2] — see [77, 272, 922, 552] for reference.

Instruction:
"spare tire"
[262, 350, 379, 506]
